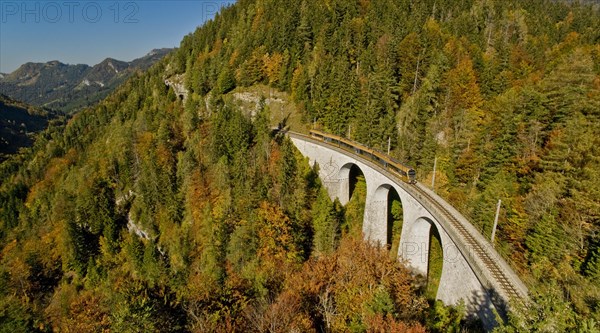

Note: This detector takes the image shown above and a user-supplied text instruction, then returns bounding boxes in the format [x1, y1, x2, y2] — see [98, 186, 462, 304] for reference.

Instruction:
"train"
[309, 129, 417, 184]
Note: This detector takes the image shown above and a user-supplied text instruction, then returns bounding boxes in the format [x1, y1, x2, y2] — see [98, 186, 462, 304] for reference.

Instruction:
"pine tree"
[584, 242, 600, 280]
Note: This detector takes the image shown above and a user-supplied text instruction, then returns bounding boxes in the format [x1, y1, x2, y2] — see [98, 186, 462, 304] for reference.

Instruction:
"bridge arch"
[338, 163, 365, 205]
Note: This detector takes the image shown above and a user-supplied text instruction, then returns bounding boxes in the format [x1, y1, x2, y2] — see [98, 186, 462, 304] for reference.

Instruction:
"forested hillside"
[0, 64, 439, 332]
[175, 0, 600, 326]
[0, 95, 64, 161]
[1, 0, 600, 331]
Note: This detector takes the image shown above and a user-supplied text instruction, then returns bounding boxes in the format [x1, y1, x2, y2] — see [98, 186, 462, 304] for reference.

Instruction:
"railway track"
[287, 130, 527, 305]
[410, 184, 522, 301]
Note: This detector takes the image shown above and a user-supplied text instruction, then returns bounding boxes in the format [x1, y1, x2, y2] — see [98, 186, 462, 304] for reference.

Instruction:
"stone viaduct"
[288, 132, 528, 330]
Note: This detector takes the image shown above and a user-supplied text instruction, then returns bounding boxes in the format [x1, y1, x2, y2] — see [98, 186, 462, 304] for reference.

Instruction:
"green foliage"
[237, 47, 266, 86]
[0, 298, 37, 333]
[426, 229, 444, 300]
[215, 66, 236, 95]
[344, 175, 367, 235]
[427, 300, 465, 333]
[210, 104, 252, 162]
[584, 240, 600, 280]
[353, 65, 397, 149]
[497, 282, 578, 332]
[0, 182, 27, 234]
[110, 278, 186, 332]
[388, 193, 403, 255]
[366, 286, 395, 316]
[312, 187, 343, 255]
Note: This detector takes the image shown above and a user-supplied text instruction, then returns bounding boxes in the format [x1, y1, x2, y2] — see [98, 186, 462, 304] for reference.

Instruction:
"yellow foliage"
[156, 143, 173, 170]
[548, 31, 580, 62]
[211, 38, 223, 57]
[252, 5, 264, 32]
[40, 222, 64, 267]
[26, 156, 73, 207]
[593, 75, 600, 91]
[283, 236, 427, 331]
[262, 52, 284, 85]
[257, 201, 300, 264]
[0, 240, 30, 300]
[135, 131, 154, 155]
[46, 287, 111, 333]
[229, 49, 240, 66]
[445, 56, 483, 112]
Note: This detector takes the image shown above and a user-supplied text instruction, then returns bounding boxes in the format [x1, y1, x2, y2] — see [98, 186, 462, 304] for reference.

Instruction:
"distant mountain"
[130, 48, 173, 69]
[0, 48, 172, 114]
[0, 94, 62, 161]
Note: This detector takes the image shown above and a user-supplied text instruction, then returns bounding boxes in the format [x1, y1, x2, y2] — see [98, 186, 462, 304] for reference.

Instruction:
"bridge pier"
[398, 217, 431, 276]
[363, 184, 393, 245]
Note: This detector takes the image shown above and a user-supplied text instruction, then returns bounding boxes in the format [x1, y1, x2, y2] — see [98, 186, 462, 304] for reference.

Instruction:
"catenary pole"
[431, 157, 437, 190]
[491, 199, 502, 245]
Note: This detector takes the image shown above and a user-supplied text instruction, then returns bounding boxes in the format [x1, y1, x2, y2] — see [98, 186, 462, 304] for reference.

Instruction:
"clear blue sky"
[0, 0, 235, 73]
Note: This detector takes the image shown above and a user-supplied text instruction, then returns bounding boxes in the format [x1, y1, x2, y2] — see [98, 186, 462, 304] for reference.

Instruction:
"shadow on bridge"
[466, 287, 511, 331]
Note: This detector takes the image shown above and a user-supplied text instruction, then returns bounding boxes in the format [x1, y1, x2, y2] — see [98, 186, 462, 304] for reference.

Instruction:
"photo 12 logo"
[1, 1, 140, 24]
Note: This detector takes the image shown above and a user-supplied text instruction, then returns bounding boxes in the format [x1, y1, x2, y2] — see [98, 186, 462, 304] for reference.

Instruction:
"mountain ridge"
[0, 48, 173, 114]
